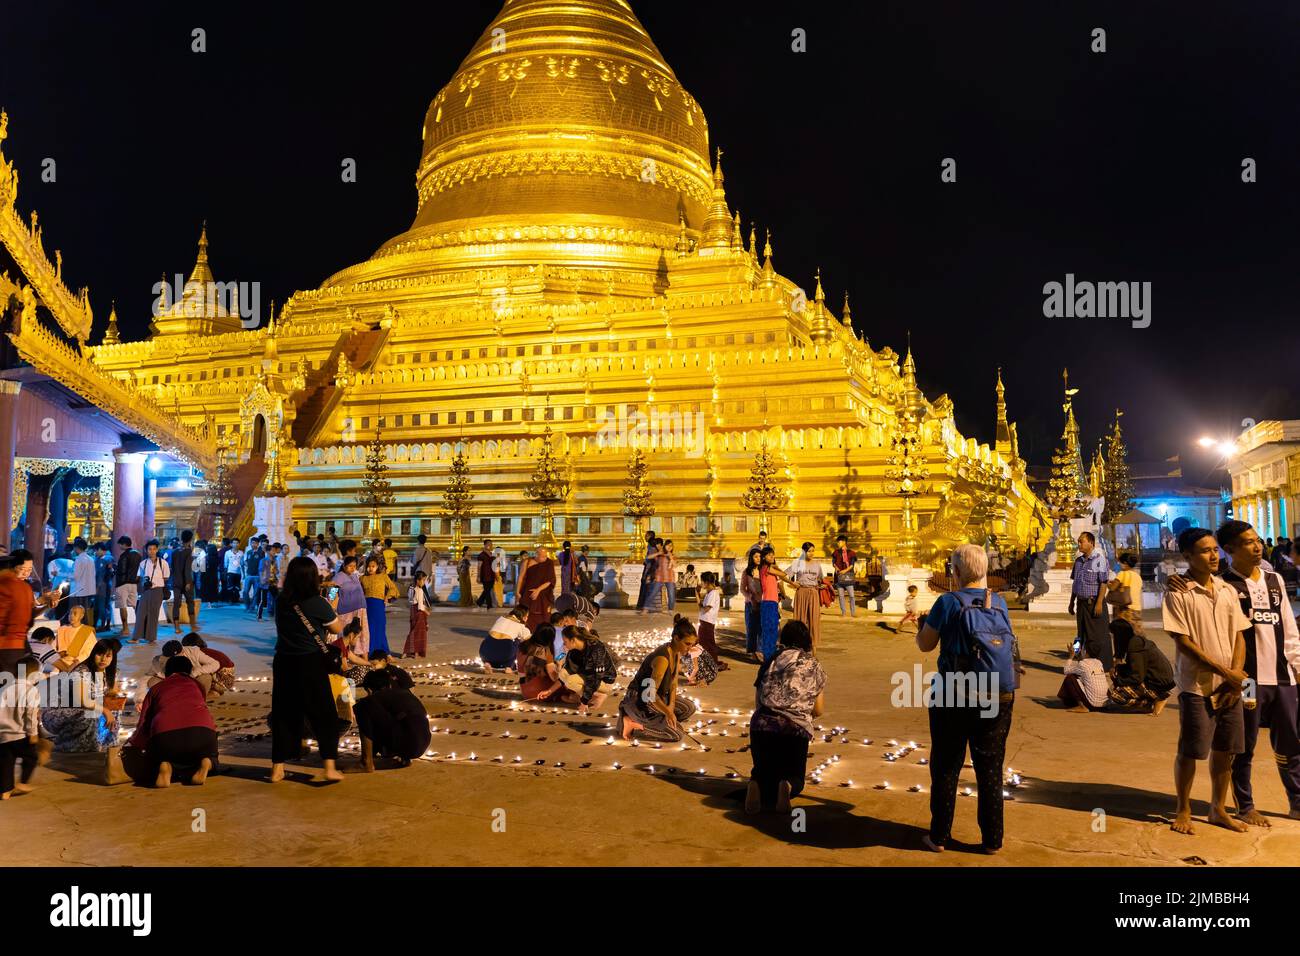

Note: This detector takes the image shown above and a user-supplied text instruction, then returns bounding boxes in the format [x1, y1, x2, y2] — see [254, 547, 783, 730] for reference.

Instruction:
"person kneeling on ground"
[124, 655, 219, 788]
[481, 605, 530, 673]
[517, 627, 561, 701]
[617, 616, 698, 741]
[366, 649, 414, 689]
[183, 633, 236, 699]
[1108, 618, 1174, 715]
[1057, 645, 1111, 712]
[354, 667, 432, 771]
[540, 625, 617, 714]
[746, 620, 826, 814]
[679, 640, 718, 686]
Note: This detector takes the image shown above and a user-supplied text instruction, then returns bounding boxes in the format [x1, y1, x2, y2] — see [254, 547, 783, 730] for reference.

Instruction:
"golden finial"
[732, 210, 742, 249]
[713, 146, 724, 187]
[748, 222, 757, 258]
[762, 228, 772, 262]
[842, 291, 852, 327]
[814, 268, 825, 303]
[104, 300, 120, 345]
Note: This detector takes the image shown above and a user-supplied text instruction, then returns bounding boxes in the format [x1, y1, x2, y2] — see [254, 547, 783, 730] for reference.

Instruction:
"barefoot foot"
[744, 779, 761, 815]
[189, 757, 211, 786]
[1208, 808, 1249, 832]
[1171, 812, 1195, 834]
[154, 761, 173, 788]
[269, 763, 285, 783]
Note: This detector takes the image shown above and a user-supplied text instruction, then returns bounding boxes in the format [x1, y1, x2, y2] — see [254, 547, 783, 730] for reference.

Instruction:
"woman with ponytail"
[617, 615, 699, 741]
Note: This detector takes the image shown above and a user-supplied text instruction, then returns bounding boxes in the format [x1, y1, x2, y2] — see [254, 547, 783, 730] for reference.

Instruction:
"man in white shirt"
[1162, 527, 1251, 836]
[130, 539, 171, 645]
[70, 537, 97, 619]
[308, 541, 330, 578]
[223, 541, 244, 602]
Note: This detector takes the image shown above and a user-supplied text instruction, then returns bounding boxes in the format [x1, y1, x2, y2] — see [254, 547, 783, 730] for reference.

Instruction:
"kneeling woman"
[1108, 618, 1175, 715]
[746, 620, 826, 814]
[617, 616, 698, 741]
[541, 625, 617, 713]
[517, 626, 560, 701]
[354, 667, 433, 770]
[124, 655, 219, 787]
[481, 605, 530, 673]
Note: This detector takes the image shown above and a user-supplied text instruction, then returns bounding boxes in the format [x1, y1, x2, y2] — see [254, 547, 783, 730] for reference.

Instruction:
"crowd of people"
[5, 513, 1300, 857]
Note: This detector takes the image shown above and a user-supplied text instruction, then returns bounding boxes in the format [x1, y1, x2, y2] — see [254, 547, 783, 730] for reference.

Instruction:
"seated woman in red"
[123, 655, 219, 788]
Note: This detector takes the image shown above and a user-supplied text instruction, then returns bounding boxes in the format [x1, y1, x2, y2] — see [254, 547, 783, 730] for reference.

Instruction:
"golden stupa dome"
[372, 0, 712, 261]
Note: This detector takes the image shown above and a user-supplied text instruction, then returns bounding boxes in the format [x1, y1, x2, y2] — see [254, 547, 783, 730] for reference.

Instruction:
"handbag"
[1105, 584, 1132, 608]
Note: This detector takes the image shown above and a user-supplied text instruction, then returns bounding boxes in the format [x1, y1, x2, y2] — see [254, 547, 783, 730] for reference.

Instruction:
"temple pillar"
[24, 477, 49, 576]
[143, 474, 157, 543]
[0, 382, 20, 545]
[112, 451, 146, 554]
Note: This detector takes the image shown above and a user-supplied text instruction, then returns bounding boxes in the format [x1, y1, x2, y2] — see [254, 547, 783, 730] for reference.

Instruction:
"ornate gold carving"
[13, 457, 114, 532]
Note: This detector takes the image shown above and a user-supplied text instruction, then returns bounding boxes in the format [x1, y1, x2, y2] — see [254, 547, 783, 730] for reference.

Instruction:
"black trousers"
[749, 728, 810, 808]
[172, 582, 196, 629]
[1233, 683, 1300, 813]
[0, 738, 38, 793]
[270, 652, 340, 763]
[927, 697, 1014, 849]
[1075, 601, 1112, 669]
[122, 727, 220, 784]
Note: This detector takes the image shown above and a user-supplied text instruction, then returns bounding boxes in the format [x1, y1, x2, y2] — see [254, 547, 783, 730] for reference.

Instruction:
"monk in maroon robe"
[518, 546, 557, 632]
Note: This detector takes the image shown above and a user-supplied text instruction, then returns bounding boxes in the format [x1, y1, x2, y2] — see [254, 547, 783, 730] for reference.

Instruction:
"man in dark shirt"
[114, 536, 142, 638]
[171, 529, 197, 635]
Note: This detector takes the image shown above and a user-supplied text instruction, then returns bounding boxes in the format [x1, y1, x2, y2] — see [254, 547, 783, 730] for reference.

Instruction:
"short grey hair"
[950, 544, 988, 587]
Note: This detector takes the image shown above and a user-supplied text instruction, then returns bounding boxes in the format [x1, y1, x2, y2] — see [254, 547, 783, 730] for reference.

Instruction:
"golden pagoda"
[2, 0, 1046, 561]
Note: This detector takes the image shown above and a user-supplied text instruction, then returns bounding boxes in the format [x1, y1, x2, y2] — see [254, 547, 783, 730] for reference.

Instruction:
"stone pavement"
[4, 599, 1300, 867]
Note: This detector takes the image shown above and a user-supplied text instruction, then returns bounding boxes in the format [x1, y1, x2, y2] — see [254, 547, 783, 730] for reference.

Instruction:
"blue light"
[147, 456, 164, 474]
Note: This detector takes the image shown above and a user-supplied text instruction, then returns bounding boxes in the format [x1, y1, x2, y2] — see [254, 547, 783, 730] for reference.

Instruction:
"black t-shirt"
[274, 595, 337, 656]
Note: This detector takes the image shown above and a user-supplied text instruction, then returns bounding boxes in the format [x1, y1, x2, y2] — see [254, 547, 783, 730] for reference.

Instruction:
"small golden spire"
[842, 291, 852, 327]
[763, 229, 772, 263]
[713, 146, 724, 188]
[104, 300, 120, 345]
[732, 210, 742, 250]
[814, 268, 825, 303]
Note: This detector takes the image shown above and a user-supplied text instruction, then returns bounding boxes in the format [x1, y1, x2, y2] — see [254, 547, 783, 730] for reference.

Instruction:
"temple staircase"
[290, 322, 389, 449]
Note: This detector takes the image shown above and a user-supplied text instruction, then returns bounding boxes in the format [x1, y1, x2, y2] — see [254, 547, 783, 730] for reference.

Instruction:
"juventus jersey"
[1221, 566, 1300, 686]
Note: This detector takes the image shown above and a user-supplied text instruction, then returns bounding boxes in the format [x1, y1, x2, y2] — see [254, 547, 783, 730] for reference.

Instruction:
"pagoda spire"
[813, 267, 825, 304]
[841, 290, 853, 327]
[700, 146, 733, 249]
[103, 300, 120, 345]
[187, 221, 213, 287]
[761, 229, 774, 284]
[731, 210, 743, 250]
[748, 222, 758, 261]
[994, 367, 1013, 458]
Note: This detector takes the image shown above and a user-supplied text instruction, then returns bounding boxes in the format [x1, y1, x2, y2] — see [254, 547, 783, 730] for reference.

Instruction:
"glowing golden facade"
[3, 0, 1046, 561]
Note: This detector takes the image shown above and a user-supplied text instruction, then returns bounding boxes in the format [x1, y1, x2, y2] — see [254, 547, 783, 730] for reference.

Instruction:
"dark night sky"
[2, 0, 1297, 472]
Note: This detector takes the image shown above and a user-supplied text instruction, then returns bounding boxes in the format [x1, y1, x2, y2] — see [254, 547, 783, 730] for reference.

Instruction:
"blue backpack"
[950, 589, 1019, 694]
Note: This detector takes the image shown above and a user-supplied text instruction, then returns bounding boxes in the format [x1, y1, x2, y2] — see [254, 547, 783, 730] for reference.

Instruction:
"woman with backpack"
[745, 619, 826, 813]
[915, 543, 1016, 854]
